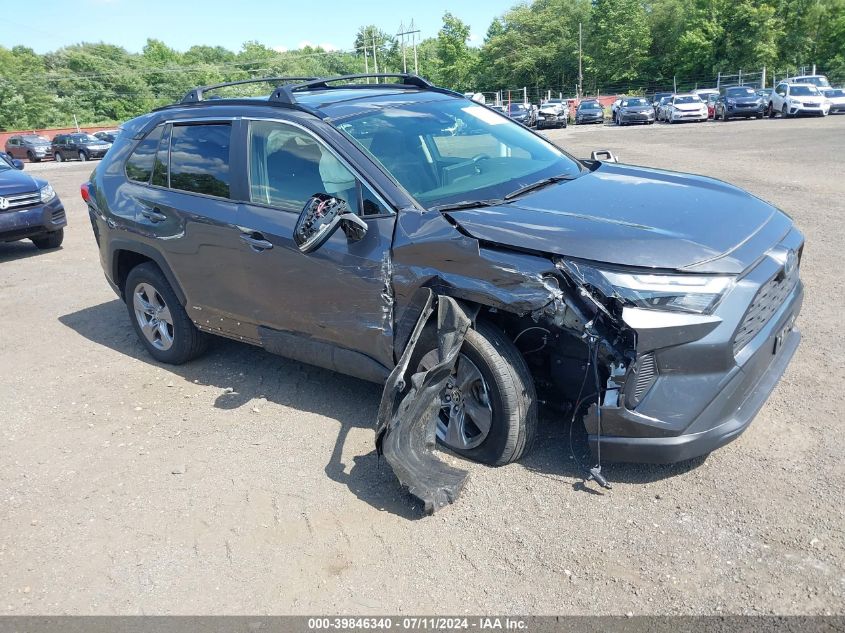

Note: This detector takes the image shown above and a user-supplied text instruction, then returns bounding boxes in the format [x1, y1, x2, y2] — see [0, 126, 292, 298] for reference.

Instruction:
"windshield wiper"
[504, 173, 579, 200]
[430, 198, 504, 213]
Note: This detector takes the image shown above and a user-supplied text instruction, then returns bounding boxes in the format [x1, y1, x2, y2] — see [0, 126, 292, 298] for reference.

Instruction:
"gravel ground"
[1, 115, 843, 616]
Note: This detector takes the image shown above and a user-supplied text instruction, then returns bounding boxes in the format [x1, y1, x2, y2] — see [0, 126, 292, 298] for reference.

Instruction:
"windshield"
[508, 104, 527, 112]
[621, 98, 649, 107]
[796, 76, 830, 87]
[580, 102, 601, 110]
[337, 99, 582, 208]
[790, 85, 820, 96]
[674, 96, 702, 104]
[726, 87, 756, 97]
[73, 134, 102, 143]
[824, 89, 844, 97]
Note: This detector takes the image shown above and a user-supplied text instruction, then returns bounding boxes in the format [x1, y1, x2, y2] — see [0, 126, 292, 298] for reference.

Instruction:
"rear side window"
[125, 124, 164, 183]
[169, 124, 231, 198]
[151, 125, 171, 188]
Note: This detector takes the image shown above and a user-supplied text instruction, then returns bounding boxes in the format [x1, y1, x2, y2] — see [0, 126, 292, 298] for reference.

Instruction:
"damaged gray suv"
[85, 75, 803, 511]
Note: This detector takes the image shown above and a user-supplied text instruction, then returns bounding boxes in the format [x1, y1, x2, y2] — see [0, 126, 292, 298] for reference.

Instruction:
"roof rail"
[271, 73, 451, 105]
[181, 77, 318, 103]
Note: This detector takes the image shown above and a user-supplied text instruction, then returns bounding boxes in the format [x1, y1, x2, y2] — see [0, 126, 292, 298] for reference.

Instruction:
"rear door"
[126, 119, 257, 341]
[235, 118, 397, 367]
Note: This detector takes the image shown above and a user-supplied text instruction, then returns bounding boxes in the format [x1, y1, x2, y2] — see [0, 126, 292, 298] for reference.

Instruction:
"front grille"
[733, 263, 800, 353]
[0, 191, 40, 211]
[803, 102, 818, 107]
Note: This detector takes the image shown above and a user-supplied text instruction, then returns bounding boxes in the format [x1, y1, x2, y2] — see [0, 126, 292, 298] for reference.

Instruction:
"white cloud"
[272, 45, 288, 53]
[319, 43, 339, 52]
[297, 40, 338, 51]
[298, 40, 315, 49]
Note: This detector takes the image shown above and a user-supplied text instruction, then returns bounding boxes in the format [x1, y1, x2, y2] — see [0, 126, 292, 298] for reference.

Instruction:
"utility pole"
[396, 22, 421, 75]
[372, 34, 379, 74]
[398, 21, 407, 73]
[578, 22, 583, 100]
[411, 19, 418, 74]
[363, 47, 370, 83]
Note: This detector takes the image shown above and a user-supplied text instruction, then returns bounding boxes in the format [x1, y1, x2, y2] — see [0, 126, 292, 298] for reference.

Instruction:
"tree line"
[1, 0, 843, 130]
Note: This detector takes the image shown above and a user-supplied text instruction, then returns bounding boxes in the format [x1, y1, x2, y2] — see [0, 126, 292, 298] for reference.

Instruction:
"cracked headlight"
[39, 184, 56, 203]
[561, 260, 734, 314]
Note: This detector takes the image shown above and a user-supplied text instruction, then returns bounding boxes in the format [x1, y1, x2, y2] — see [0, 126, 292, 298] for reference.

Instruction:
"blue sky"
[3, 0, 518, 54]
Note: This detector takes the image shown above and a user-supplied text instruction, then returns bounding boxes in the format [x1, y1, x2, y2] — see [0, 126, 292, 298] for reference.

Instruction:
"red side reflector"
[80, 182, 91, 202]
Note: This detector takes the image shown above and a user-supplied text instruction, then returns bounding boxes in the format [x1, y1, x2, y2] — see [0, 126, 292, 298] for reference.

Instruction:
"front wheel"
[78, 151, 88, 162]
[782, 104, 789, 118]
[54, 152, 63, 163]
[124, 263, 208, 364]
[31, 229, 63, 250]
[412, 320, 537, 466]
[767, 103, 775, 118]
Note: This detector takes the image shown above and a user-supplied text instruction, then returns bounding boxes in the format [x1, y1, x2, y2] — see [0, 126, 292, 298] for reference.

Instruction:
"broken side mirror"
[294, 194, 368, 254]
[591, 149, 618, 163]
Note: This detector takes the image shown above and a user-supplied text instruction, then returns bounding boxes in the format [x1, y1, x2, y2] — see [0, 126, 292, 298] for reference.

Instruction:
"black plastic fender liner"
[376, 290, 471, 514]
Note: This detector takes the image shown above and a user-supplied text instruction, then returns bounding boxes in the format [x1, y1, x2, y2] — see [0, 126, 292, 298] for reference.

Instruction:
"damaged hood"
[445, 162, 793, 274]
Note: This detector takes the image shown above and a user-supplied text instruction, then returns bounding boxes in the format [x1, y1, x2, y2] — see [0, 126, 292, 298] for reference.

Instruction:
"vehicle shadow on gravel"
[59, 299, 428, 520]
[60, 300, 707, 515]
[0, 240, 59, 263]
[521, 412, 708, 493]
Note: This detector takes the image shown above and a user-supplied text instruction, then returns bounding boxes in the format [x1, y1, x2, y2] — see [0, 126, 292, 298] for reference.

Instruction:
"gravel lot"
[1, 116, 843, 616]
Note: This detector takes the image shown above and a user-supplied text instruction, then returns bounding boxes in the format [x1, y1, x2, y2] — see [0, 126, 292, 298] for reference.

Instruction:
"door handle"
[141, 207, 168, 223]
[240, 232, 273, 251]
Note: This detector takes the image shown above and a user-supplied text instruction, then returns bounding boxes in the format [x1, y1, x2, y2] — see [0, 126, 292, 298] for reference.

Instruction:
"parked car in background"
[615, 96, 655, 125]
[656, 95, 674, 121]
[489, 104, 506, 115]
[715, 85, 765, 120]
[768, 82, 830, 118]
[693, 88, 719, 103]
[665, 94, 708, 123]
[4, 134, 53, 162]
[575, 100, 604, 124]
[821, 88, 845, 114]
[784, 74, 831, 90]
[652, 92, 673, 116]
[537, 98, 568, 129]
[52, 133, 112, 162]
[756, 89, 771, 102]
[506, 102, 535, 127]
[0, 148, 66, 249]
[94, 129, 121, 143]
[611, 98, 622, 119]
[706, 93, 718, 119]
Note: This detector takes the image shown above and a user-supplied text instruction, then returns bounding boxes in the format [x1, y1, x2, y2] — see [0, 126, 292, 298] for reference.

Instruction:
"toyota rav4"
[83, 75, 804, 510]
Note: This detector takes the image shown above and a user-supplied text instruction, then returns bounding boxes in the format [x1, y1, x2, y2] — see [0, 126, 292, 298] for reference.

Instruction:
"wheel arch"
[109, 241, 187, 306]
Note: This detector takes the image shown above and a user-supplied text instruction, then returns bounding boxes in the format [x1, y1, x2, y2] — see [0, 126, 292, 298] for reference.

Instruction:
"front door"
[235, 118, 397, 368]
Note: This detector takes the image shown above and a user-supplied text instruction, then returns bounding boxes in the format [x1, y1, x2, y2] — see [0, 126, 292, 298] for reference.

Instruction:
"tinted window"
[125, 124, 164, 183]
[248, 120, 358, 213]
[726, 87, 756, 97]
[151, 125, 171, 188]
[169, 124, 231, 198]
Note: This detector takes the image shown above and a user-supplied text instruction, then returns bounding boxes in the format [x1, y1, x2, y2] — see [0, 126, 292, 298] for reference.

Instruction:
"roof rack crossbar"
[270, 73, 439, 105]
[181, 76, 318, 104]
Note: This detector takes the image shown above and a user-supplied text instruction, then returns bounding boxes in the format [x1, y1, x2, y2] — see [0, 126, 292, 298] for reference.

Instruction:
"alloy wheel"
[418, 351, 494, 451]
[133, 282, 174, 351]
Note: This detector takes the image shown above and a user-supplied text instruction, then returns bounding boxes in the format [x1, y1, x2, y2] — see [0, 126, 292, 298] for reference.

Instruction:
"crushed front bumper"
[584, 230, 804, 464]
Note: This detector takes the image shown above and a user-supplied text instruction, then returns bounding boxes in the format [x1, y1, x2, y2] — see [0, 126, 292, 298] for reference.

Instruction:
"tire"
[782, 104, 789, 119]
[26, 151, 39, 163]
[722, 110, 730, 121]
[767, 103, 775, 118]
[124, 262, 208, 365]
[31, 228, 63, 250]
[411, 319, 538, 466]
[54, 152, 63, 163]
[78, 151, 88, 162]
[756, 113, 763, 119]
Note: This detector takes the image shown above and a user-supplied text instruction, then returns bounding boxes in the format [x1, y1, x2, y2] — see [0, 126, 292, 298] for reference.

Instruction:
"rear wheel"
[54, 152, 63, 163]
[31, 229, 63, 250]
[411, 320, 537, 466]
[124, 263, 208, 364]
